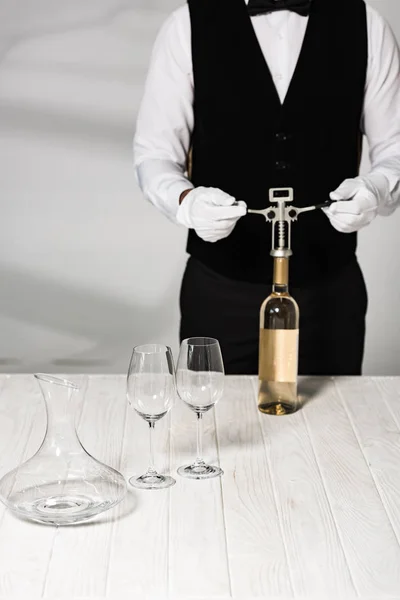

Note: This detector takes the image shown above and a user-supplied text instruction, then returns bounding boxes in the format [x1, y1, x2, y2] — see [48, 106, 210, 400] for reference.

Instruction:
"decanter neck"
[35, 374, 82, 453]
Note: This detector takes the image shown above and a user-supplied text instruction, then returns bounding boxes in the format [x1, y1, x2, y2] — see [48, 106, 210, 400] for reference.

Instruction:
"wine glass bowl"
[128, 372, 175, 422]
[176, 369, 224, 413]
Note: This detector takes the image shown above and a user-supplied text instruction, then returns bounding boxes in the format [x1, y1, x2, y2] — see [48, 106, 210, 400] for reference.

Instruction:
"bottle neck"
[272, 257, 289, 294]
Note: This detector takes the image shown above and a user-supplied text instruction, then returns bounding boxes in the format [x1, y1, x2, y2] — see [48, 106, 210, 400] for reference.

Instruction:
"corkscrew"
[247, 188, 335, 258]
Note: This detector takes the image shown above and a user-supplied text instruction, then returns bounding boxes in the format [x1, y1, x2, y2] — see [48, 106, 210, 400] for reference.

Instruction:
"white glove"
[323, 173, 390, 234]
[176, 186, 247, 243]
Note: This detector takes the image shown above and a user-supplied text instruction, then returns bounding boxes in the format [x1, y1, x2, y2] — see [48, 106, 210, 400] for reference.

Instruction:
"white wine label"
[259, 329, 299, 382]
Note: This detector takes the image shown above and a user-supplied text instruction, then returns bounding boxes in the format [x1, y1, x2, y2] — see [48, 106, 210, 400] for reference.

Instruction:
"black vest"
[187, 0, 368, 284]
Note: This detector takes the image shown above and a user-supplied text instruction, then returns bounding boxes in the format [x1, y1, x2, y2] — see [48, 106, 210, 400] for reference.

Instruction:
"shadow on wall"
[0, 101, 134, 155]
[0, 262, 178, 373]
[0, 0, 139, 59]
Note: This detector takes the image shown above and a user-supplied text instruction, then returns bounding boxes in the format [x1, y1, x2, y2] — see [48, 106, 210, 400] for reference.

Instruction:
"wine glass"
[176, 337, 225, 479]
[127, 344, 176, 490]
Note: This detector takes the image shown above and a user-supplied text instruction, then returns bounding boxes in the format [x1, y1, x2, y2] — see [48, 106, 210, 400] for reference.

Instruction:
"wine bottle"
[258, 257, 299, 415]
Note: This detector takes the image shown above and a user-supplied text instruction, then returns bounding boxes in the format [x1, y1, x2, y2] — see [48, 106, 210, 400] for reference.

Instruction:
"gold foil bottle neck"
[273, 258, 289, 286]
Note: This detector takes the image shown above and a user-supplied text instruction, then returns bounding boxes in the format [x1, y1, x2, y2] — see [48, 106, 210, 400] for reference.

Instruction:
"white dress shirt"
[133, 3, 400, 223]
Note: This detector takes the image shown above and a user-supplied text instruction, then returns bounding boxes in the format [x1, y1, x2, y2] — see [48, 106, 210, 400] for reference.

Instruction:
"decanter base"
[7, 486, 123, 526]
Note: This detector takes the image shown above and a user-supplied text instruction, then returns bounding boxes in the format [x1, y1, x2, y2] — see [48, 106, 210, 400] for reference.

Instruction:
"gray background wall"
[0, 0, 399, 374]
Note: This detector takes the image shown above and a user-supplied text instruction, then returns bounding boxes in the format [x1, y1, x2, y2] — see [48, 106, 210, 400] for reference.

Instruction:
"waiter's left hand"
[324, 173, 390, 233]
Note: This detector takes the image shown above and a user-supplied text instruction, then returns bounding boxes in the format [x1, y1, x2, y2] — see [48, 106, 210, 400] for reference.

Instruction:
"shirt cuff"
[135, 159, 194, 223]
[165, 178, 194, 215]
[370, 164, 400, 215]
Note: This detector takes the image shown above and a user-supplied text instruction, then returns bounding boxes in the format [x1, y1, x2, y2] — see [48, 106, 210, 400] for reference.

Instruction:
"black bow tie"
[247, 0, 312, 17]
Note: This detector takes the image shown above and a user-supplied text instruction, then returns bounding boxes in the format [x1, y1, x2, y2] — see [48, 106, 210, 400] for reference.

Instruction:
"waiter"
[134, 0, 400, 375]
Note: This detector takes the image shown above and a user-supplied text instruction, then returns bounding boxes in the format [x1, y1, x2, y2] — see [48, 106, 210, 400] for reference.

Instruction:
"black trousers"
[179, 257, 368, 376]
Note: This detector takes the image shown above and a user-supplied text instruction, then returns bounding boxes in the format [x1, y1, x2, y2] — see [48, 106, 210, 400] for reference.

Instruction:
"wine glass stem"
[147, 421, 157, 474]
[195, 412, 203, 465]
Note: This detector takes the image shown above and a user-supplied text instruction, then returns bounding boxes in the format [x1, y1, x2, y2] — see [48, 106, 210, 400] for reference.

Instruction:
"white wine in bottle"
[258, 257, 299, 415]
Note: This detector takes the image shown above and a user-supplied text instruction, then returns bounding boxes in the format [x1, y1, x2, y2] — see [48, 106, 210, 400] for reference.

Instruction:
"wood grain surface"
[0, 375, 399, 599]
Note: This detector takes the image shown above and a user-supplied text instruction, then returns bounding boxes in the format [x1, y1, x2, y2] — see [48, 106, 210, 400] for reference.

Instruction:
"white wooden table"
[0, 375, 400, 599]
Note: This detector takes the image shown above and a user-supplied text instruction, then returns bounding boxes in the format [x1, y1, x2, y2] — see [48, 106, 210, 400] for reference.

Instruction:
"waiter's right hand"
[176, 187, 247, 243]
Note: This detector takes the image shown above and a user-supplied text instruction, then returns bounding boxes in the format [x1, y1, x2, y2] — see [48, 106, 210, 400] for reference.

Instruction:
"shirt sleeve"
[133, 6, 194, 223]
[363, 5, 400, 215]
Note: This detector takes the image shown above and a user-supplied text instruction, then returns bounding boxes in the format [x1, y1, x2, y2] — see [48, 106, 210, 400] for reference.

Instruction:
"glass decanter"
[0, 374, 127, 525]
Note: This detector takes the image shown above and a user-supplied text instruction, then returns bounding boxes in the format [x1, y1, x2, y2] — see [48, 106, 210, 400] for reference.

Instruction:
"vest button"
[275, 132, 289, 142]
[275, 160, 289, 170]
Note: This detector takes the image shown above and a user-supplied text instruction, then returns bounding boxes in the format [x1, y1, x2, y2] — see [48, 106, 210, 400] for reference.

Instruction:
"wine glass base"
[177, 463, 223, 480]
[129, 473, 176, 490]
